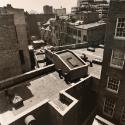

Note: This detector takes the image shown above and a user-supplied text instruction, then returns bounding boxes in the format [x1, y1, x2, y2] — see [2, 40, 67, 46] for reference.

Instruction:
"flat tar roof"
[0, 71, 71, 122]
[72, 47, 104, 79]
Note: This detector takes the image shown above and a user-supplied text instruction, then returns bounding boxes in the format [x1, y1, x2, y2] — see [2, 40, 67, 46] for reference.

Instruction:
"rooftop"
[0, 71, 71, 124]
[75, 22, 106, 30]
[72, 47, 104, 79]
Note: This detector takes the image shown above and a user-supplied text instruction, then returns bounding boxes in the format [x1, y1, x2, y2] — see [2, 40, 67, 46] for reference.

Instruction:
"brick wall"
[0, 15, 22, 80]
[98, 1, 125, 124]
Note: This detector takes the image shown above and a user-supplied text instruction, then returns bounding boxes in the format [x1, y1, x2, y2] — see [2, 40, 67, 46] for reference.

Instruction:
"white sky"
[0, 0, 109, 13]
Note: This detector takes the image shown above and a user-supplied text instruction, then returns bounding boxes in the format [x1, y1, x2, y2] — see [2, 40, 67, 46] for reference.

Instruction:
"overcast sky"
[0, 0, 109, 13]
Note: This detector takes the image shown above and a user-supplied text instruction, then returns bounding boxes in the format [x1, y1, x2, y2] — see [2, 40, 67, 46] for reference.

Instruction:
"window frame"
[103, 97, 116, 118]
[106, 77, 120, 93]
[115, 17, 125, 38]
[78, 30, 81, 37]
[110, 49, 125, 69]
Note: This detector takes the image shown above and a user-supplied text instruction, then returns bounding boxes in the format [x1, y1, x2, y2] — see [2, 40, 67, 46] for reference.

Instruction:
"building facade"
[0, 5, 31, 80]
[26, 13, 55, 39]
[0, 15, 22, 80]
[74, 0, 109, 21]
[77, 0, 94, 7]
[54, 8, 66, 16]
[50, 16, 105, 46]
[70, 11, 99, 24]
[99, 0, 125, 124]
[43, 5, 53, 14]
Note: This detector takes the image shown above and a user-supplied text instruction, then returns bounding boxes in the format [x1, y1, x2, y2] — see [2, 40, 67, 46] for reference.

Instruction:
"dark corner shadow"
[0, 92, 12, 114]
[12, 82, 34, 101]
[0, 82, 33, 114]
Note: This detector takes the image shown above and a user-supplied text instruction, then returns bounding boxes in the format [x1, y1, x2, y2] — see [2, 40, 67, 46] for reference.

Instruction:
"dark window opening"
[78, 40, 81, 43]
[83, 35, 87, 41]
[78, 30, 81, 37]
[19, 50, 25, 65]
[73, 29, 77, 36]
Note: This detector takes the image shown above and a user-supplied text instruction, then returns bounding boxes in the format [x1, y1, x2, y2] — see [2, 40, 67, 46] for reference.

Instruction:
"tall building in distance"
[99, 0, 125, 124]
[43, 5, 53, 14]
[54, 7, 66, 16]
[77, 0, 94, 7]
[0, 4, 31, 81]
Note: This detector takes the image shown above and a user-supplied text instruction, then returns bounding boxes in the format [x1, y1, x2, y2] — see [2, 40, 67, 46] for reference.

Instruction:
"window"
[67, 27, 70, 34]
[78, 40, 81, 43]
[83, 35, 87, 41]
[106, 77, 120, 93]
[19, 50, 25, 65]
[73, 29, 77, 36]
[55, 26, 58, 30]
[110, 49, 125, 69]
[78, 30, 81, 37]
[121, 107, 125, 122]
[115, 18, 125, 37]
[103, 97, 115, 117]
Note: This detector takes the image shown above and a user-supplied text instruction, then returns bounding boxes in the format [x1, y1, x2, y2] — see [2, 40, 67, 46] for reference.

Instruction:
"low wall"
[0, 64, 55, 91]
[64, 76, 97, 125]
[48, 91, 79, 125]
[9, 99, 50, 125]
[54, 42, 88, 51]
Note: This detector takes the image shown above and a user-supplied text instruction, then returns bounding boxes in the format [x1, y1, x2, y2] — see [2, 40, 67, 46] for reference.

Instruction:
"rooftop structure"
[45, 49, 88, 82]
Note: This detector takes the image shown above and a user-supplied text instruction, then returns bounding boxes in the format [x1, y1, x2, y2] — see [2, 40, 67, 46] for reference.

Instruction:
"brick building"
[0, 15, 22, 81]
[98, 0, 125, 124]
[43, 5, 53, 14]
[73, 0, 109, 21]
[50, 17, 105, 46]
[70, 11, 99, 24]
[0, 5, 31, 80]
[77, 0, 94, 7]
[26, 13, 55, 39]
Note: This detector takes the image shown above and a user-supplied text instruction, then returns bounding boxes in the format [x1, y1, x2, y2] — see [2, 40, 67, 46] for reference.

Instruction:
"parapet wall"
[0, 64, 55, 91]
[54, 42, 88, 51]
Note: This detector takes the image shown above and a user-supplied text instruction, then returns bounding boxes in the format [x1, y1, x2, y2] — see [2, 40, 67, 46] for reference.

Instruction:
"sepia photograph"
[0, 0, 124, 125]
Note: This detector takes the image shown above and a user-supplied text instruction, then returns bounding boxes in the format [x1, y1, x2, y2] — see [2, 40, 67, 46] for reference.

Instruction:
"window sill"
[106, 88, 118, 94]
[110, 64, 124, 70]
[114, 36, 125, 40]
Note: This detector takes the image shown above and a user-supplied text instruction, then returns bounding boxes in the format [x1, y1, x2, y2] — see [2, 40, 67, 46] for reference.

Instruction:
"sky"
[0, 0, 110, 13]
[0, 0, 77, 13]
